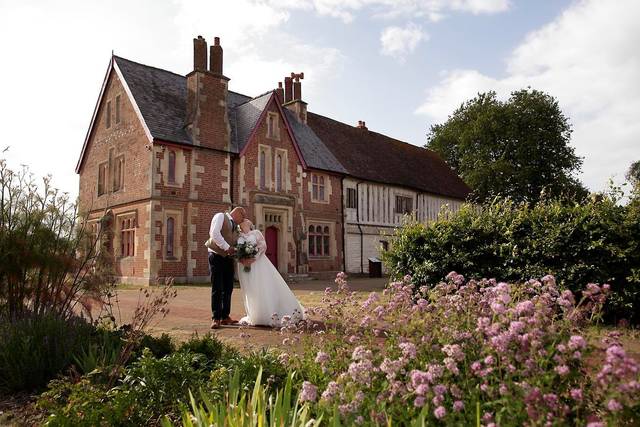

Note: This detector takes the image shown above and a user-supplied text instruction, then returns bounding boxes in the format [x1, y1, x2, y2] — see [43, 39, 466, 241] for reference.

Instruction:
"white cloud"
[380, 23, 427, 60]
[415, 0, 640, 191]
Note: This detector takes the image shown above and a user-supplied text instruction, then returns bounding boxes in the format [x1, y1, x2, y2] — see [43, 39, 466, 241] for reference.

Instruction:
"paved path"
[109, 277, 387, 350]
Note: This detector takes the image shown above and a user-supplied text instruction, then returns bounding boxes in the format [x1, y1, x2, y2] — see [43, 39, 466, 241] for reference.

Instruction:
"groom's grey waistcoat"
[209, 214, 239, 256]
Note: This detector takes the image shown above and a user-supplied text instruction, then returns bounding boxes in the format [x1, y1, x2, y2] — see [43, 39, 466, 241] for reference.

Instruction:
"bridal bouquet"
[235, 237, 259, 272]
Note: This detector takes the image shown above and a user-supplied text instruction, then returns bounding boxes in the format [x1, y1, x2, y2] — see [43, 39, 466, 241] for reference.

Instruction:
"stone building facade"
[76, 36, 469, 284]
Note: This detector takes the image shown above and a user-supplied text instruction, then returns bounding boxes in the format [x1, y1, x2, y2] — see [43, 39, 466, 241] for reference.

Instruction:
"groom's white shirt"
[209, 212, 233, 253]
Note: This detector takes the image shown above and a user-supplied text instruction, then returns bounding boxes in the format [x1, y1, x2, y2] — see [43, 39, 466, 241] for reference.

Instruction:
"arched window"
[166, 217, 175, 257]
[168, 151, 176, 184]
[308, 224, 331, 257]
[275, 154, 282, 191]
[259, 151, 266, 189]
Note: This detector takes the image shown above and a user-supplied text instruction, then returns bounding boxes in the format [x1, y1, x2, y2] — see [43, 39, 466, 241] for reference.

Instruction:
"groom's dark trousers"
[209, 252, 234, 320]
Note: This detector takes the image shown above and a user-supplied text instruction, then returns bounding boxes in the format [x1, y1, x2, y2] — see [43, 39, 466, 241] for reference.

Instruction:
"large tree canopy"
[627, 160, 640, 187]
[426, 89, 586, 203]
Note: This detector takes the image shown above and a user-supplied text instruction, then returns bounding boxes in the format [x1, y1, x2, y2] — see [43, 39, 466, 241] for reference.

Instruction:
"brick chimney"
[356, 120, 368, 130]
[185, 35, 230, 150]
[283, 72, 307, 124]
[275, 82, 284, 104]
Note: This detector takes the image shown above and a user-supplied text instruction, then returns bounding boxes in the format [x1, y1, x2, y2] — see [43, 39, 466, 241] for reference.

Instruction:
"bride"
[237, 219, 305, 327]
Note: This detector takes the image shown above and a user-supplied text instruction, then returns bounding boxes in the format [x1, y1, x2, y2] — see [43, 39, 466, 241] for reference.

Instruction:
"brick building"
[76, 36, 470, 285]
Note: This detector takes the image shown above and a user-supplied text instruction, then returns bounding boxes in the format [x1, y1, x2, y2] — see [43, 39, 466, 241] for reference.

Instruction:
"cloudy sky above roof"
[1, 0, 638, 197]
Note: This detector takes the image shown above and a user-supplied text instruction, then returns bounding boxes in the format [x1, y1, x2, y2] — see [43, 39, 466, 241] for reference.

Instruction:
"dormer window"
[267, 112, 279, 140]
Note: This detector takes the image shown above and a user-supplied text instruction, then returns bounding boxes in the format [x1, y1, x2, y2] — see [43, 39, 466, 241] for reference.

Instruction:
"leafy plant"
[0, 312, 93, 392]
[382, 196, 640, 323]
[166, 368, 323, 427]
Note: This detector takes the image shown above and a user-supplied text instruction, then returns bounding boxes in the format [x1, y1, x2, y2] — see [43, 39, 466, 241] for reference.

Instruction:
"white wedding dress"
[237, 230, 305, 327]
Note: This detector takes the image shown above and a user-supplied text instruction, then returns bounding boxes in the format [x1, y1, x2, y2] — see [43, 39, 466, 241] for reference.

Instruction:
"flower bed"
[272, 273, 640, 425]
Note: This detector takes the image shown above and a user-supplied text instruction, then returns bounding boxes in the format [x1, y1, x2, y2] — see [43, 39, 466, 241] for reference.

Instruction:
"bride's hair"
[240, 219, 254, 232]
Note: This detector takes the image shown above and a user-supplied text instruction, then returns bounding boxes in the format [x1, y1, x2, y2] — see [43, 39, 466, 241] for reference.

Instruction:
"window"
[105, 100, 111, 129]
[168, 151, 176, 184]
[275, 154, 282, 191]
[259, 150, 266, 189]
[312, 174, 326, 202]
[97, 162, 108, 196]
[346, 188, 357, 209]
[120, 216, 136, 257]
[113, 156, 124, 191]
[395, 195, 413, 215]
[308, 224, 330, 257]
[267, 112, 279, 139]
[115, 95, 121, 124]
[166, 217, 175, 258]
[380, 240, 389, 251]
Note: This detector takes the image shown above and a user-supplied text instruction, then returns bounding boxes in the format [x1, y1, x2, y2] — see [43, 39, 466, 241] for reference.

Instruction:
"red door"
[265, 226, 278, 267]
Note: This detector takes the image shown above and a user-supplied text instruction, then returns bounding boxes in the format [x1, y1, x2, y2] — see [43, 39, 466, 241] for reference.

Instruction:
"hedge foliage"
[382, 195, 640, 322]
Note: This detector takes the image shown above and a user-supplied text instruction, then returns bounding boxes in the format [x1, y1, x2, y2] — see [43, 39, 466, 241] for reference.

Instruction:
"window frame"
[113, 155, 124, 192]
[259, 150, 266, 189]
[119, 215, 136, 258]
[395, 195, 413, 215]
[168, 150, 176, 184]
[307, 223, 331, 258]
[166, 216, 175, 258]
[97, 162, 108, 196]
[115, 95, 121, 124]
[275, 153, 282, 192]
[346, 188, 357, 209]
[311, 174, 327, 202]
[105, 100, 112, 129]
[266, 112, 279, 140]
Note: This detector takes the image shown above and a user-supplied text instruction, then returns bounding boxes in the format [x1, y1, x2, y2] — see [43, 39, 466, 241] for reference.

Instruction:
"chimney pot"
[357, 120, 367, 130]
[193, 36, 207, 71]
[209, 36, 223, 75]
[284, 77, 293, 103]
[276, 82, 284, 104]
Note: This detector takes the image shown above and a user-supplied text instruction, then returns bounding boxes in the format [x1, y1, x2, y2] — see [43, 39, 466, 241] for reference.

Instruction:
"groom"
[207, 206, 246, 329]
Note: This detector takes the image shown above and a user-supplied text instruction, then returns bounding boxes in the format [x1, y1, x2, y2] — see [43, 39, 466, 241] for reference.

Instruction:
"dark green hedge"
[382, 196, 640, 323]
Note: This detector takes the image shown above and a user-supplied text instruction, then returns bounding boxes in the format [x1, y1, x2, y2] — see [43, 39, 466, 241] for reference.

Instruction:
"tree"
[627, 160, 640, 187]
[426, 89, 587, 203]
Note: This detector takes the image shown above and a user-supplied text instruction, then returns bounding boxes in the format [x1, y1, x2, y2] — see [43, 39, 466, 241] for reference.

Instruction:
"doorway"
[265, 226, 278, 267]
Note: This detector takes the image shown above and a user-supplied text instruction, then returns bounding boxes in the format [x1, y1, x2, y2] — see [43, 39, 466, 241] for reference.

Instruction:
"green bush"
[0, 313, 93, 392]
[177, 334, 229, 368]
[382, 196, 640, 322]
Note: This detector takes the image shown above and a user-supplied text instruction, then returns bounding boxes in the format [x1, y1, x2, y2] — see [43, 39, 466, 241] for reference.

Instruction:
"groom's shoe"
[221, 317, 238, 325]
[210, 319, 221, 329]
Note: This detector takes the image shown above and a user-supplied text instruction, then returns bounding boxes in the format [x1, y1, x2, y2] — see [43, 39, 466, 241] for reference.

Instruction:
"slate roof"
[307, 113, 471, 199]
[102, 56, 469, 200]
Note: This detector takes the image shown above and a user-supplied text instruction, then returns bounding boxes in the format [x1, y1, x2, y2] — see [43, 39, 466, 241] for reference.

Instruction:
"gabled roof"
[77, 55, 469, 200]
[307, 113, 471, 199]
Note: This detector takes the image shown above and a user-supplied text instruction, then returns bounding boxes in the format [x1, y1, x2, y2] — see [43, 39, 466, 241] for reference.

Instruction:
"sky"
[1, 0, 638, 198]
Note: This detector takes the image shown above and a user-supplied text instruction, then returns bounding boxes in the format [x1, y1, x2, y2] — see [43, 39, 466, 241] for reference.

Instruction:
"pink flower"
[453, 400, 464, 412]
[484, 355, 495, 365]
[414, 396, 426, 407]
[300, 381, 317, 402]
[434, 406, 446, 419]
[570, 388, 582, 401]
[315, 351, 330, 365]
[352, 346, 372, 361]
[320, 381, 339, 402]
[568, 335, 586, 350]
[607, 399, 622, 412]
[399, 342, 417, 359]
[555, 365, 570, 376]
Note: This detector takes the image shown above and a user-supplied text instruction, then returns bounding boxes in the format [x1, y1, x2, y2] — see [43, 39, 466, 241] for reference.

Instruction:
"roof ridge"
[234, 90, 274, 108]
[113, 55, 187, 78]
[308, 111, 431, 153]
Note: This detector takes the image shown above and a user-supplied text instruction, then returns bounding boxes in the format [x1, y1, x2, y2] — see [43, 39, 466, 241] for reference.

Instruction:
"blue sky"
[1, 0, 637, 197]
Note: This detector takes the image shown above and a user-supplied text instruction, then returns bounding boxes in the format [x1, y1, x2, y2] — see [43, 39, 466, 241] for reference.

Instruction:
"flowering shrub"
[283, 273, 640, 425]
